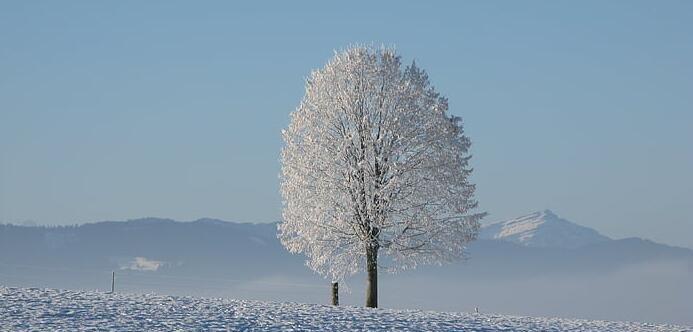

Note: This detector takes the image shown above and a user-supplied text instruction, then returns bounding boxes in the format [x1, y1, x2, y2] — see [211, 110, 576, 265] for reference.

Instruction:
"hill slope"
[1, 287, 688, 332]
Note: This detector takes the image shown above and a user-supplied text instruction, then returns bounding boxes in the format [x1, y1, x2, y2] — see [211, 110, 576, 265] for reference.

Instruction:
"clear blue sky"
[1, 1, 691, 248]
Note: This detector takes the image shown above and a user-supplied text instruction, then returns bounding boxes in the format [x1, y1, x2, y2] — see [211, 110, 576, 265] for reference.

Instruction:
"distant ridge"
[479, 210, 611, 249]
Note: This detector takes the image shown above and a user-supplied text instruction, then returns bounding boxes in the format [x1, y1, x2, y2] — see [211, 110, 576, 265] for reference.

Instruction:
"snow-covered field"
[0, 287, 689, 332]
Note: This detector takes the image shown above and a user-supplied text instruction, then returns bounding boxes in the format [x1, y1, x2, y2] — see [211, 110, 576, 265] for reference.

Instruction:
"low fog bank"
[380, 259, 693, 325]
[2, 259, 691, 325]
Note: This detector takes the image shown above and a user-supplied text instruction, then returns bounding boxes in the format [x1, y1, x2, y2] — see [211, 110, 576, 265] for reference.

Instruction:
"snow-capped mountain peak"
[479, 210, 611, 249]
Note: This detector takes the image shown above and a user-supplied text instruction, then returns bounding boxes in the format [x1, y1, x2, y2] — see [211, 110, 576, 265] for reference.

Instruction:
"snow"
[479, 210, 611, 249]
[1, 287, 689, 331]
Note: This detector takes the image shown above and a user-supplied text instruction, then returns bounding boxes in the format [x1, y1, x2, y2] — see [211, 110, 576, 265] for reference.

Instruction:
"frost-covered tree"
[279, 46, 485, 308]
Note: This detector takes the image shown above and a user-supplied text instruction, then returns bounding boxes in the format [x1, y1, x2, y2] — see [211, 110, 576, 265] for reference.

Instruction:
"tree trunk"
[365, 244, 378, 308]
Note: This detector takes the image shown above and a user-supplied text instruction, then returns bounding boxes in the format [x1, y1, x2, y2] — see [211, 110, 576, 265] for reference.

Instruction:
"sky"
[1, 1, 691, 248]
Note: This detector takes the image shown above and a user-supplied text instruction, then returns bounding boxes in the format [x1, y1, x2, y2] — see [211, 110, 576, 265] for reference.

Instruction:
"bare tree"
[279, 46, 485, 308]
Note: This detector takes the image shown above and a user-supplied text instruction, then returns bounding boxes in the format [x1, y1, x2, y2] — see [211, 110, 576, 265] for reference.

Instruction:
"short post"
[331, 282, 339, 306]
[111, 271, 115, 293]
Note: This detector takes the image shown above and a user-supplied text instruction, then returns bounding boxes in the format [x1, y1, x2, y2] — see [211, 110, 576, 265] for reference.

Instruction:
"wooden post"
[331, 282, 339, 306]
[111, 271, 115, 293]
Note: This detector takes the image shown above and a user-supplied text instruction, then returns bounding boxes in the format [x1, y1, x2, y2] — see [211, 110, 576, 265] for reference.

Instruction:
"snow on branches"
[279, 46, 485, 282]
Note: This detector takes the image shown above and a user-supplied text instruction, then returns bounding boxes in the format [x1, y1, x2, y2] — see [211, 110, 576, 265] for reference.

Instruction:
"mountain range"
[1, 210, 691, 325]
[479, 209, 611, 248]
